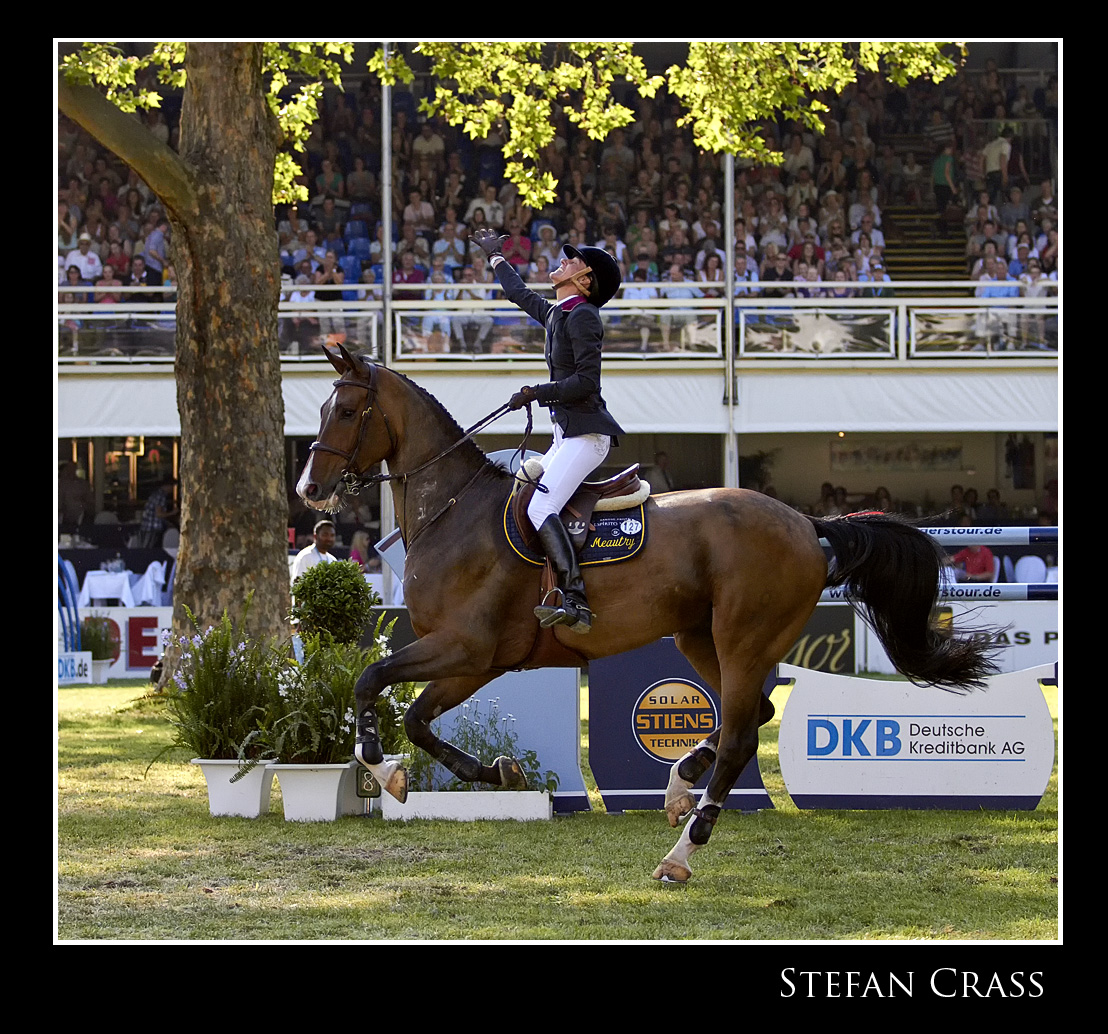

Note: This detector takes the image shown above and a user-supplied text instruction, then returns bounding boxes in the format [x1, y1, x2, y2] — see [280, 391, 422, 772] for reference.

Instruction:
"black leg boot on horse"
[533, 515, 593, 634]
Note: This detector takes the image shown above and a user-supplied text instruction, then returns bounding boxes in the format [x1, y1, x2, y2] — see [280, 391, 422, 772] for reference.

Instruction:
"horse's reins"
[308, 361, 540, 545]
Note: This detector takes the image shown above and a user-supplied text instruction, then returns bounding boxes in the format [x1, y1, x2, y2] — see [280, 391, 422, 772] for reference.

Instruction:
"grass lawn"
[57, 676, 1058, 946]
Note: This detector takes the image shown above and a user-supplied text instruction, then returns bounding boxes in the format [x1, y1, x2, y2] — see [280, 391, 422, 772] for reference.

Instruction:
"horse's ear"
[321, 342, 349, 375]
[337, 342, 361, 372]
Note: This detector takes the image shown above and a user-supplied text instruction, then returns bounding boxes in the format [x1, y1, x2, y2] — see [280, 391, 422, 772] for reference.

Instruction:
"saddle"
[511, 460, 651, 552]
[498, 461, 652, 673]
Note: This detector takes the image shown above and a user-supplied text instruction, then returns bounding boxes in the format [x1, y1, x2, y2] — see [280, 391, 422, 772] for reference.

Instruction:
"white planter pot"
[91, 658, 113, 683]
[380, 790, 552, 822]
[269, 761, 365, 822]
[191, 758, 275, 818]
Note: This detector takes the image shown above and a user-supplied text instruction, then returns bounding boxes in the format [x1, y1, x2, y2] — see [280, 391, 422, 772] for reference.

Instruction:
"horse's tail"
[809, 512, 1000, 691]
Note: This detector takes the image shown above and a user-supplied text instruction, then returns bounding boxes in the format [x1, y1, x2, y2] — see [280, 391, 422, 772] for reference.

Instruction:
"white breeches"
[527, 425, 611, 527]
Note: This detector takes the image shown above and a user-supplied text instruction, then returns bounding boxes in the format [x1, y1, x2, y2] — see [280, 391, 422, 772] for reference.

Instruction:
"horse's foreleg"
[402, 675, 526, 788]
[352, 637, 488, 801]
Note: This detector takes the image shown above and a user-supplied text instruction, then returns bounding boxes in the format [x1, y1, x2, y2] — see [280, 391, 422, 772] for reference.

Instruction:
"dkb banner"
[777, 662, 1056, 810]
[588, 638, 784, 813]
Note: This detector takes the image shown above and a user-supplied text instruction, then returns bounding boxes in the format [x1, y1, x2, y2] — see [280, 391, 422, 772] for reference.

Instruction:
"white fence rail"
[57, 280, 1058, 364]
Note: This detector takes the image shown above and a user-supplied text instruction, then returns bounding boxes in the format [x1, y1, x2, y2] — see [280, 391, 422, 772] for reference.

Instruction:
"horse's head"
[296, 343, 395, 512]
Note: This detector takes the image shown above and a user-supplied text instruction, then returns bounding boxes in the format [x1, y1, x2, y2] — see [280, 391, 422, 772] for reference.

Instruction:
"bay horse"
[297, 345, 996, 882]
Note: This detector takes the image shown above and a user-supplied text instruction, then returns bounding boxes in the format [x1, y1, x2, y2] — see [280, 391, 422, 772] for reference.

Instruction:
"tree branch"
[58, 75, 199, 223]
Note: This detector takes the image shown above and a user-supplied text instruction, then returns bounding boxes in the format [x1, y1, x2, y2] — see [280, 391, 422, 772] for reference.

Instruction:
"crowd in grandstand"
[58, 56, 1059, 322]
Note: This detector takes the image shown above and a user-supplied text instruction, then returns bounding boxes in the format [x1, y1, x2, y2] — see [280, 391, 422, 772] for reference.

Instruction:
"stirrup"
[534, 589, 593, 634]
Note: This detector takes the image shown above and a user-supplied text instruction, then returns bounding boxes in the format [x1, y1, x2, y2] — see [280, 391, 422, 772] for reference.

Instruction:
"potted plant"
[384, 696, 559, 821]
[81, 613, 118, 683]
[264, 626, 414, 820]
[268, 560, 415, 821]
[152, 597, 285, 818]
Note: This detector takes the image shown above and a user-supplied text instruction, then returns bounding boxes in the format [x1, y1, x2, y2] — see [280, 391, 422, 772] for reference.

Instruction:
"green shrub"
[290, 560, 379, 645]
[263, 615, 415, 765]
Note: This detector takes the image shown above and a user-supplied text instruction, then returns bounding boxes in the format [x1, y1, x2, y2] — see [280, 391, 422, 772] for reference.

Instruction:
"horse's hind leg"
[653, 663, 769, 883]
[404, 675, 528, 789]
[664, 628, 723, 826]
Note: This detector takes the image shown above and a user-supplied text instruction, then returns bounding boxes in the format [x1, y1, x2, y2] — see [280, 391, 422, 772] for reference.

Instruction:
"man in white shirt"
[65, 233, 103, 282]
[291, 520, 338, 583]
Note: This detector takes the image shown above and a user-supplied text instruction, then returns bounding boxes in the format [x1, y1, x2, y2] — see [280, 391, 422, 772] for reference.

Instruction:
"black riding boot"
[533, 515, 592, 634]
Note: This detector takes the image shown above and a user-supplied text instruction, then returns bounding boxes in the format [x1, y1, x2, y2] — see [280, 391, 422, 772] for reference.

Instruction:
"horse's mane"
[354, 354, 511, 480]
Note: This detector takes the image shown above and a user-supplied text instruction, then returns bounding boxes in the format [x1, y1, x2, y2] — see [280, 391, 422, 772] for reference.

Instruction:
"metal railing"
[57, 280, 1058, 365]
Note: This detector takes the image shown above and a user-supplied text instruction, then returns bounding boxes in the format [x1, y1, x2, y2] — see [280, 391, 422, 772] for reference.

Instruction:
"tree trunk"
[173, 44, 289, 646]
[59, 42, 291, 670]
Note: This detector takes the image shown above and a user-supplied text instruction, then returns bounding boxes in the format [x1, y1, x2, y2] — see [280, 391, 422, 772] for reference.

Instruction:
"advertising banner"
[777, 663, 1056, 810]
[58, 651, 94, 685]
[588, 638, 781, 813]
[75, 607, 171, 678]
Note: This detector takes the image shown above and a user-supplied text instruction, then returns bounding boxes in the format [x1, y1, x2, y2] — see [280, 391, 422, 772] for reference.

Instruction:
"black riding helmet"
[562, 245, 622, 307]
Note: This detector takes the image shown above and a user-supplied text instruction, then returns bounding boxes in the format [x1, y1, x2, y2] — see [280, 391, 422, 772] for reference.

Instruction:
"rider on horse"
[473, 229, 624, 634]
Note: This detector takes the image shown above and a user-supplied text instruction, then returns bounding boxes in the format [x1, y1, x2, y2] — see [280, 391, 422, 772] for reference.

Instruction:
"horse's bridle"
[308, 361, 397, 495]
[308, 360, 516, 497]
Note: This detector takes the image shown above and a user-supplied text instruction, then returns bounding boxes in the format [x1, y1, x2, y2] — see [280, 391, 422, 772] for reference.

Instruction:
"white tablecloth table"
[77, 570, 136, 607]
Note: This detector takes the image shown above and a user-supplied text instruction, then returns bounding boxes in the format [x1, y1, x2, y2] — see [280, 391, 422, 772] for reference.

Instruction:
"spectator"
[623, 267, 659, 351]
[817, 148, 850, 196]
[465, 184, 504, 229]
[58, 202, 79, 256]
[950, 522, 997, 583]
[431, 221, 467, 273]
[420, 271, 454, 350]
[450, 266, 494, 353]
[312, 159, 346, 208]
[982, 127, 1014, 203]
[931, 140, 959, 215]
[861, 259, 893, 297]
[126, 254, 157, 291]
[138, 478, 178, 549]
[998, 185, 1031, 234]
[696, 251, 726, 298]
[761, 249, 795, 298]
[345, 156, 376, 206]
[976, 488, 1009, 526]
[92, 266, 123, 306]
[395, 223, 431, 270]
[402, 188, 436, 237]
[900, 151, 926, 205]
[315, 195, 346, 241]
[826, 267, 855, 298]
[291, 520, 338, 583]
[392, 250, 426, 293]
[142, 212, 170, 286]
[65, 232, 103, 283]
[923, 107, 956, 153]
[851, 213, 886, 252]
[411, 120, 446, 175]
[501, 219, 532, 276]
[659, 264, 704, 350]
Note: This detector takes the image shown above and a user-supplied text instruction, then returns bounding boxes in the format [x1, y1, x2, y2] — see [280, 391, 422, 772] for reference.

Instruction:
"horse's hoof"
[383, 763, 408, 804]
[496, 755, 527, 790]
[665, 791, 695, 828]
[652, 860, 692, 884]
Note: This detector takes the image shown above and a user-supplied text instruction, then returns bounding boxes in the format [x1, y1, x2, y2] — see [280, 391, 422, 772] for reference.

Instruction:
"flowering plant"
[156, 599, 285, 764]
[405, 696, 559, 793]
